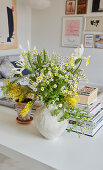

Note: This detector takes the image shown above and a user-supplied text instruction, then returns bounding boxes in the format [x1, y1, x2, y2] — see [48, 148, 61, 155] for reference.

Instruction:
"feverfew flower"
[65, 74, 68, 78]
[41, 87, 44, 91]
[34, 88, 37, 92]
[54, 84, 57, 88]
[68, 91, 72, 95]
[55, 72, 58, 76]
[51, 63, 54, 67]
[59, 74, 62, 78]
[48, 67, 51, 70]
[33, 82, 38, 87]
[46, 81, 49, 85]
[59, 104, 62, 108]
[65, 79, 68, 82]
[51, 78, 54, 81]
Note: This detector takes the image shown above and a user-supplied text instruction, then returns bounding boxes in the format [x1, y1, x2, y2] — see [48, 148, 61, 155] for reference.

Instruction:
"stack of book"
[67, 86, 103, 137]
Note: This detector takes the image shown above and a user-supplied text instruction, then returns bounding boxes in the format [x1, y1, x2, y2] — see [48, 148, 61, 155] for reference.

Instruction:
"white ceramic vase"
[33, 105, 68, 140]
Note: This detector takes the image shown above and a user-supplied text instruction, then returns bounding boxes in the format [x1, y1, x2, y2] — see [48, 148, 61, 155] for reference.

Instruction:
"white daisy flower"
[46, 81, 49, 85]
[59, 74, 62, 78]
[41, 87, 44, 91]
[33, 82, 38, 87]
[54, 84, 57, 88]
[59, 104, 62, 108]
[65, 79, 68, 82]
[68, 91, 72, 95]
[51, 78, 54, 81]
[34, 88, 37, 92]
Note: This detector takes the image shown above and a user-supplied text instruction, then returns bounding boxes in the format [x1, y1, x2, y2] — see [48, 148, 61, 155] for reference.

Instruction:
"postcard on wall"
[0, 0, 17, 50]
[65, 0, 76, 15]
[84, 34, 94, 48]
[62, 16, 83, 47]
[92, 0, 103, 12]
[94, 35, 103, 49]
[85, 16, 103, 32]
[77, 0, 88, 14]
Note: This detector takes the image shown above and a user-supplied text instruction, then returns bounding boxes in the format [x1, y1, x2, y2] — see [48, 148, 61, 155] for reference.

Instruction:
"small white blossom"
[33, 82, 38, 87]
[46, 81, 49, 85]
[41, 87, 44, 91]
[34, 88, 37, 92]
[54, 84, 57, 88]
[59, 104, 62, 108]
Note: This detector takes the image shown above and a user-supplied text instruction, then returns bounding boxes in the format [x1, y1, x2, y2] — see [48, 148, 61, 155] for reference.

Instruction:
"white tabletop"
[0, 105, 103, 170]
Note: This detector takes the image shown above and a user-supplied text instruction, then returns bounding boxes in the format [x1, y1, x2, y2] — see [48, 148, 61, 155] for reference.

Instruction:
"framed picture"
[94, 35, 103, 49]
[77, 0, 88, 14]
[0, 0, 17, 50]
[65, 0, 76, 15]
[92, 0, 103, 12]
[84, 34, 94, 48]
[62, 16, 84, 47]
[85, 16, 103, 32]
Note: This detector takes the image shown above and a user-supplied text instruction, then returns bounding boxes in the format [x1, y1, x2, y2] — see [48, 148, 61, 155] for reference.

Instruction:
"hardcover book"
[78, 86, 98, 105]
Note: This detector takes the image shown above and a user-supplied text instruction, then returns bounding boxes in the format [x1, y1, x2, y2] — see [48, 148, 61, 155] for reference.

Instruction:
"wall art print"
[94, 35, 103, 49]
[65, 0, 76, 15]
[77, 0, 88, 14]
[62, 16, 83, 47]
[92, 0, 103, 12]
[0, 0, 17, 50]
[85, 16, 103, 32]
[84, 34, 94, 48]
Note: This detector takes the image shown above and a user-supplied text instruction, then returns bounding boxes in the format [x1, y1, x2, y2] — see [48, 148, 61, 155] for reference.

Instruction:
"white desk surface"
[0, 105, 103, 170]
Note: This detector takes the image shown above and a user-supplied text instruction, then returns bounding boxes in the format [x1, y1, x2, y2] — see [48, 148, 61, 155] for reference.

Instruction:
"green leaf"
[75, 58, 81, 65]
[53, 109, 60, 116]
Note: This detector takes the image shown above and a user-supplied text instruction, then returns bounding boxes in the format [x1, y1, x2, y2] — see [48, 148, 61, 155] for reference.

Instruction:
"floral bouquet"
[3, 43, 90, 132]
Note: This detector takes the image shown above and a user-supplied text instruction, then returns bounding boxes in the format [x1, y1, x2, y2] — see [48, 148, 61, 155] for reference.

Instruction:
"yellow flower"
[86, 59, 90, 66]
[20, 101, 32, 117]
[66, 96, 79, 107]
[69, 57, 74, 64]
[20, 73, 23, 77]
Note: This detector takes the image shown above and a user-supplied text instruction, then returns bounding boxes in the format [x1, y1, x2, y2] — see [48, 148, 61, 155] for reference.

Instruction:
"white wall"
[0, 0, 31, 57]
[31, 0, 103, 85]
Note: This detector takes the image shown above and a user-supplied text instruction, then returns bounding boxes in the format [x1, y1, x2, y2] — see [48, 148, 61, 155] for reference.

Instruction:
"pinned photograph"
[84, 34, 94, 48]
[77, 0, 88, 14]
[85, 16, 103, 32]
[92, 0, 103, 12]
[65, 0, 76, 15]
[94, 35, 103, 49]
